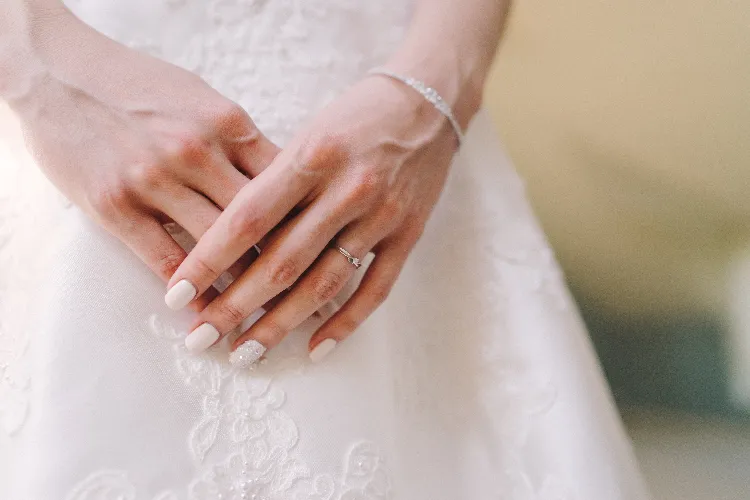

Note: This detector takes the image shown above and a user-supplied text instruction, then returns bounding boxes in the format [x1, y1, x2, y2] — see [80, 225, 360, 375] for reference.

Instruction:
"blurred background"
[484, 1, 750, 499]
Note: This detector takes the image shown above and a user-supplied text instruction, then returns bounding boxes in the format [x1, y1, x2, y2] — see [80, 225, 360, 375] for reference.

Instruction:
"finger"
[212, 103, 278, 178]
[158, 187, 260, 310]
[157, 186, 222, 241]
[259, 286, 289, 313]
[307, 234, 417, 361]
[229, 229, 378, 368]
[228, 133, 281, 178]
[166, 143, 334, 305]
[183, 197, 357, 354]
[182, 155, 251, 209]
[222, 122, 281, 178]
[113, 214, 213, 312]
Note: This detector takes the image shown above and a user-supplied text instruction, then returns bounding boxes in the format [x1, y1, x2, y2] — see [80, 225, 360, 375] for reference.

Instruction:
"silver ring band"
[337, 246, 362, 269]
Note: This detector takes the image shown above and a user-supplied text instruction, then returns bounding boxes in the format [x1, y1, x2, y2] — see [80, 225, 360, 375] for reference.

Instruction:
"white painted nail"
[165, 279, 197, 311]
[309, 338, 337, 363]
[229, 340, 267, 368]
[185, 323, 220, 353]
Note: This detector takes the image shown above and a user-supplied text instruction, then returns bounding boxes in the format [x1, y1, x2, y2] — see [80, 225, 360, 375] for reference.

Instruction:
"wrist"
[0, 2, 71, 106]
[383, 35, 489, 130]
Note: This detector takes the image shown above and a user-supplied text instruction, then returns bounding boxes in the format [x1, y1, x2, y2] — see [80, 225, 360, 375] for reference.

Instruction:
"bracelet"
[368, 68, 465, 147]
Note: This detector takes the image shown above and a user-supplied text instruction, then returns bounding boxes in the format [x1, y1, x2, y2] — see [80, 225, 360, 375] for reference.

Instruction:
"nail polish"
[229, 340, 267, 368]
[309, 338, 337, 363]
[185, 323, 219, 353]
[165, 280, 197, 311]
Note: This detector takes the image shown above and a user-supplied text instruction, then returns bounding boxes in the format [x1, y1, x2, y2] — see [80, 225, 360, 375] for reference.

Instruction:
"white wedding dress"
[0, 1, 651, 499]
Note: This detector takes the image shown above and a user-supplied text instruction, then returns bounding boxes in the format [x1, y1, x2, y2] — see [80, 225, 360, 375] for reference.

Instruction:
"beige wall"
[485, 0, 750, 315]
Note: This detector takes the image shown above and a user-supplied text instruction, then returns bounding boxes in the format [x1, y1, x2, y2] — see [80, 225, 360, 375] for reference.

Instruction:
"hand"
[11, 11, 279, 310]
[168, 71, 461, 363]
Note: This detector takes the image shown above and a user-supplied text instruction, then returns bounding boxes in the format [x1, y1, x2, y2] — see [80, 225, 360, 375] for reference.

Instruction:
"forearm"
[0, 0, 67, 103]
[386, 0, 512, 126]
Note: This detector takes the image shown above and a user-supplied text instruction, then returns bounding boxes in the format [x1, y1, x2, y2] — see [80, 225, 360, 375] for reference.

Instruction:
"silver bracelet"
[368, 68, 465, 147]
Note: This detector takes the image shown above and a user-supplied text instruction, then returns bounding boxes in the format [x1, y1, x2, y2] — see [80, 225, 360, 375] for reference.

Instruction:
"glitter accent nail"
[229, 340, 267, 368]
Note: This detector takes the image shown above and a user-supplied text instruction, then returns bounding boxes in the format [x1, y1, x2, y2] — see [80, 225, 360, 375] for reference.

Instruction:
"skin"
[0, 0, 281, 309]
[1, 0, 512, 360]
[170, 0, 513, 357]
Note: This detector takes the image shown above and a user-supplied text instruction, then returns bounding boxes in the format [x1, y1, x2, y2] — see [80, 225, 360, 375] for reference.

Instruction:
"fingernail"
[309, 338, 337, 363]
[185, 323, 220, 353]
[229, 339, 267, 368]
[165, 279, 197, 310]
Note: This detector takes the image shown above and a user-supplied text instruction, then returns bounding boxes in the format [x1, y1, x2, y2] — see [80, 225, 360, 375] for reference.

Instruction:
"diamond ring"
[336, 246, 362, 269]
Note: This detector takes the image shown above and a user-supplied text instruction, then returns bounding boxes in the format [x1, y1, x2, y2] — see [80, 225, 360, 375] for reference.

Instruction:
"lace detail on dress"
[60, 177, 582, 499]
[67, 440, 390, 500]
[189, 441, 391, 500]
[0, 336, 29, 436]
[50, 1, 411, 483]
[64, 0, 409, 145]
[4, 0, 646, 497]
[65, 470, 168, 500]
[148, 315, 306, 467]
[73, 314, 388, 500]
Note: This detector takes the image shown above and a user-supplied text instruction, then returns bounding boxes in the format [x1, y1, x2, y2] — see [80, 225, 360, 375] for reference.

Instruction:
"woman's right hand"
[7, 7, 279, 310]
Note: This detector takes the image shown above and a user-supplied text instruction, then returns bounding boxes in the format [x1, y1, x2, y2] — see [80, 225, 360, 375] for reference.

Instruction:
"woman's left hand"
[167, 72, 461, 365]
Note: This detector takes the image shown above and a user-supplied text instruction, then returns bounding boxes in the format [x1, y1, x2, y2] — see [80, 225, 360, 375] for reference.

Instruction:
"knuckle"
[128, 161, 169, 190]
[233, 124, 263, 148]
[344, 171, 383, 207]
[379, 195, 407, 223]
[311, 271, 343, 303]
[226, 207, 263, 239]
[401, 218, 426, 246]
[294, 134, 349, 176]
[215, 300, 248, 325]
[170, 134, 210, 164]
[214, 102, 252, 131]
[88, 183, 131, 218]
[266, 258, 299, 288]
[369, 281, 393, 305]
[154, 251, 184, 278]
[190, 255, 223, 283]
[261, 317, 287, 339]
[337, 313, 361, 335]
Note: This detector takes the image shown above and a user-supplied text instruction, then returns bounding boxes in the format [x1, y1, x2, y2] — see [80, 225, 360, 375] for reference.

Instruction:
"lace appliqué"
[66, 315, 390, 500]
[65, 0, 408, 146]
[0, 341, 30, 436]
[189, 441, 390, 500]
[147, 315, 304, 466]
[63, 314, 389, 500]
[65, 470, 175, 500]
[66, 440, 390, 500]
